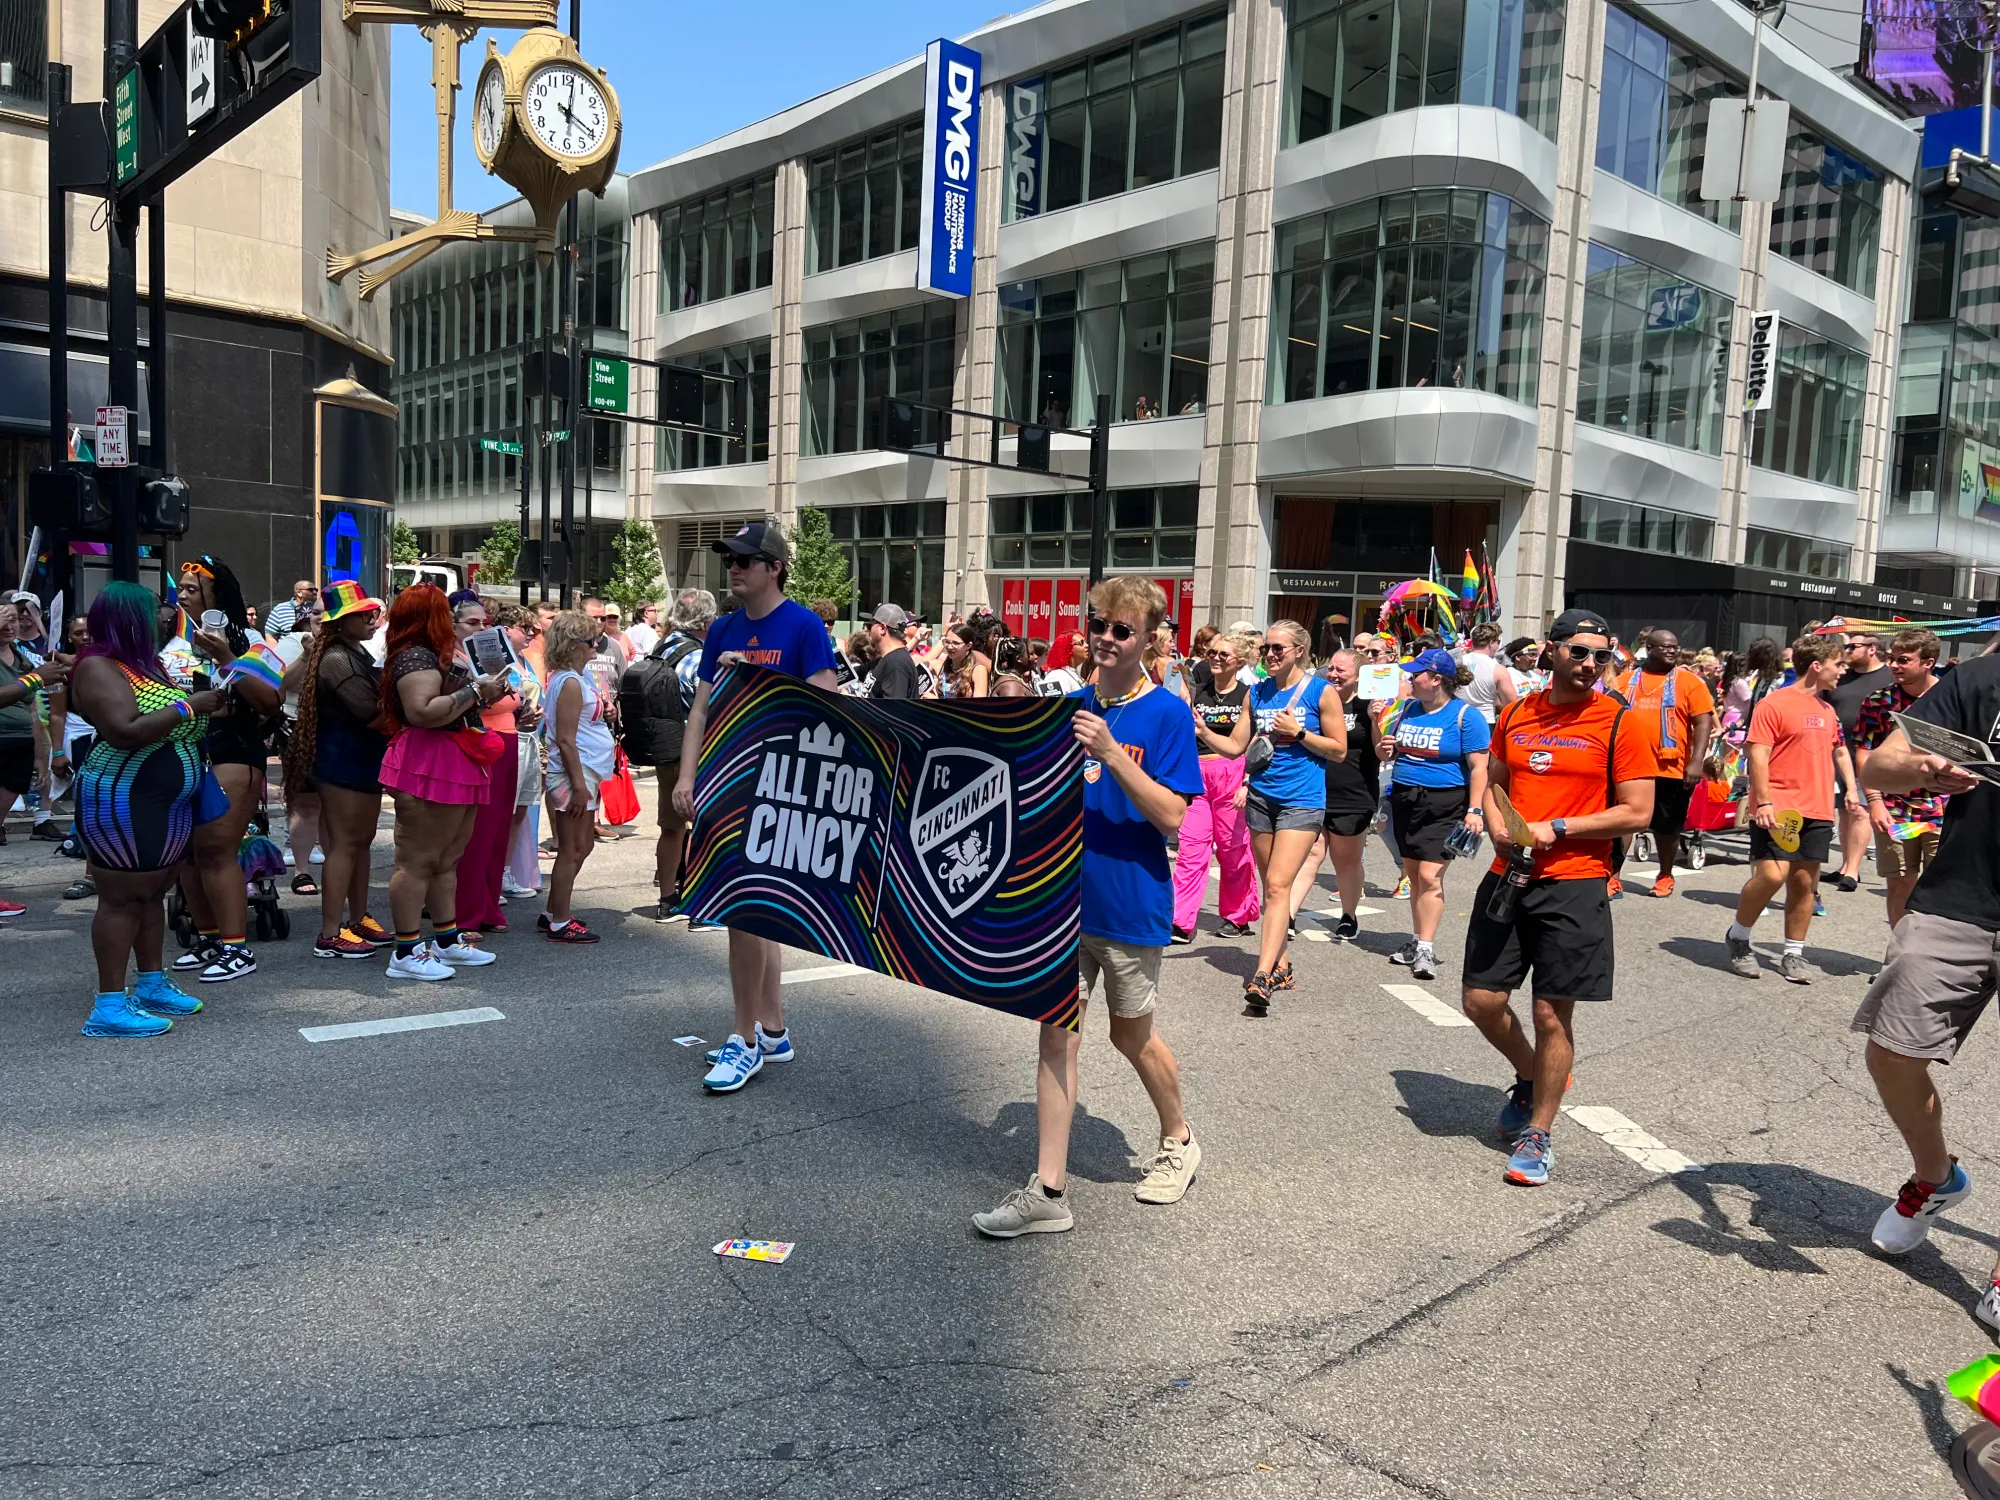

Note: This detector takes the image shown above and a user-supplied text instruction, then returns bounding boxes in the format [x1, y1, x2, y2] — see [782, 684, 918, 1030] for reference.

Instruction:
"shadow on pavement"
[1389, 1069, 1511, 1156]
[1887, 1362, 1966, 1464]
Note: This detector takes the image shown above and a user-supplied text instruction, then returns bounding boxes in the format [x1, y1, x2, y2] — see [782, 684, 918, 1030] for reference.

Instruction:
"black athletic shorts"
[1323, 796, 1377, 838]
[1750, 816, 1834, 865]
[1650, 775, 1694, 836]
[1390, 784, 1468, 864]
[0, 735, 32, 796]
[1464, 871, 1615, 1002]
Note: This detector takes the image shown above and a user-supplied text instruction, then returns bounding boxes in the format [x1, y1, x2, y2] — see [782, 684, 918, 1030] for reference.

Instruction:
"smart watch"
[1551, 817, 1568, 839]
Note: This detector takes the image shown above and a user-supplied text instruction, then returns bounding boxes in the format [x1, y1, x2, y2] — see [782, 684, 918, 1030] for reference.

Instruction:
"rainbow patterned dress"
[75, 663, 209, 872]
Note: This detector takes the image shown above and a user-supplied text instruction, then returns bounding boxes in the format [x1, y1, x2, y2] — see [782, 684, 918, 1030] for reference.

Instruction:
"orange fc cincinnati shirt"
[1488, 690, 1654, 880]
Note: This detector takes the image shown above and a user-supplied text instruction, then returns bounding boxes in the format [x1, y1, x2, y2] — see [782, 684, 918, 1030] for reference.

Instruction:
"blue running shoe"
[1496, 1078, 1535, 1140]
[1505, 1127, 1553, 1186]
[1813, 894, 1827, 918]
[132, 972, 202, 1018]
[702, 1034, 763, 1093]
[81, 992, 172, 1038]
[755, 1022, 795, 1065]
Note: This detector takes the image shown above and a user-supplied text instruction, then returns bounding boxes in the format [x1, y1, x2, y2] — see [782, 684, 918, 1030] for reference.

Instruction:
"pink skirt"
[379, 726, 491, 805]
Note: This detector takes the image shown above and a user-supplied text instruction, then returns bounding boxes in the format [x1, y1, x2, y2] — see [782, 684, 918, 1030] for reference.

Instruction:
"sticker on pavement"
[715, 1238, 795, 1264]
[673, 1035, 706, 1047]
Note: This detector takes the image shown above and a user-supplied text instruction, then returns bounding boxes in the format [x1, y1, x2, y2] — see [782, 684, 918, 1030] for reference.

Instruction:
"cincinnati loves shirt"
[1077, 683, 1203, 947]
[1488, 691, 1653, 880]
[697, 598, 837, 686]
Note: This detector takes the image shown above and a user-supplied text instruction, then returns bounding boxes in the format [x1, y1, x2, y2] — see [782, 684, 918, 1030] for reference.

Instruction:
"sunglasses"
[727, 555, 775, 570]
[1560, 644, 1618, 666]
[1260, 643, 1291, 656]
[1086, 616, 1137, 643]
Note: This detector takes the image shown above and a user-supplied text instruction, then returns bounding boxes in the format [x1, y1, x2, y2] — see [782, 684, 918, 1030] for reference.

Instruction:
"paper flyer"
[714, 1238, 794, 1264]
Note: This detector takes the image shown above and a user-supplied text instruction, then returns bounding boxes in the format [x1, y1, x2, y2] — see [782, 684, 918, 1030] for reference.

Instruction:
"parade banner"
[678, 666, 1084, 1027]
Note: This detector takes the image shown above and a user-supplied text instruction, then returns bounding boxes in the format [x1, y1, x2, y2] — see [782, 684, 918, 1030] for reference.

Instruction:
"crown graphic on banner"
[798, 724, 847, 759]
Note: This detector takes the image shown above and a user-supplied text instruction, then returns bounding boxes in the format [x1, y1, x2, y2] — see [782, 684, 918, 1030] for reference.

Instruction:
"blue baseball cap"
[1402, 647, 1458, 678]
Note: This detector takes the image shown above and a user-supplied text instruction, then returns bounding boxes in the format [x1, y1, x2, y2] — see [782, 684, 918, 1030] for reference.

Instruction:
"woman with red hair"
[377, 584, 507, 981]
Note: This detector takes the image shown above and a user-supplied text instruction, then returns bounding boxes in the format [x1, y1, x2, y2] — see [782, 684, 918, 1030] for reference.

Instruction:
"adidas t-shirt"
[697, 598, 837, 685]
[1078, 683, 1204, 948]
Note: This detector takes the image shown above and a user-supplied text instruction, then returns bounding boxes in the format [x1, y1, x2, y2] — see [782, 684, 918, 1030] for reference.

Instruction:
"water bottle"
[1486, 852, 1534, 922]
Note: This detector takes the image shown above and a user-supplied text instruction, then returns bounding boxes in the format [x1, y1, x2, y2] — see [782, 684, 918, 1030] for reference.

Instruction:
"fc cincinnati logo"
[1082, 758, 1102, 784]
[1528, 750, 1554, 773]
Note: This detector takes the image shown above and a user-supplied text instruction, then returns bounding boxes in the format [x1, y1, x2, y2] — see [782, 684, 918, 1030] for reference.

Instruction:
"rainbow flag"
[225, 639, 285, 693]
[1460, 551, 1480, 603]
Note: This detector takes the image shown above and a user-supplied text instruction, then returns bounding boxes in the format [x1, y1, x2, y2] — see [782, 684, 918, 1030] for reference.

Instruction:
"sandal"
[1243, 970, 1273, 1016]
[291, 873, 319, 896]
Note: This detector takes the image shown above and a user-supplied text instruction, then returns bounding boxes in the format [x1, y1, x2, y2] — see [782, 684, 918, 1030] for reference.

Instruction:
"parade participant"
[1827, 630, 1891, 893]
[496, 606, 546, 902]
[0, 603, 41, 903]
[171, 554, 280, 985]
[540, 610, 616, 943]
[71, 584, 226, 1037]
[865, 604, 922, 700]
[673, 521, 840, 1092]
[284, 582, 392, 959]
[1458, 623, 1518, 726]
[1040, 631, 1086, 696]
[626, 601, 662, 658]
[1855, 630, 1945, 929]
[1611, 628, 1714, 898]
[1384, 648, 1490, 982]
[1172, 630, 1258, 944]
[1303, 648, 1380, 942]
[992, 635, 1037, 697]
[263, 579, 318, 636]
[1849, 650, 2000, 1285]
[1505, 636, 1544, 696]
[1185, 625, 1220, 695]
[1722, 635, 1855, 984]
[1465, 608, 1652, 1184]
[1722, 636, 1783, 732]
[974, 575, 1205, 1237]
[1216, 619, 1346, 1012]
[447, 593, 523, 936]
[377, 584, 507, 980]
[1355, 634, 1410, 896]
[634, 589, 710, 923]
[47, 614, 97, 902]
[941, 617, 994, 698]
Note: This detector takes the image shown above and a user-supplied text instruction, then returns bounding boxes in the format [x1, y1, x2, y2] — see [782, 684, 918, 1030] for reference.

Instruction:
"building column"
[628, 207, 659, 539]
[1195, 0, 1285, 627]
[1715, 199, 1773, 567]
[768, 156, 809, 529]
[1852, 174, 1909, 585]
[1513, 0, 1607, 640]
[948, 82, 1008, 619]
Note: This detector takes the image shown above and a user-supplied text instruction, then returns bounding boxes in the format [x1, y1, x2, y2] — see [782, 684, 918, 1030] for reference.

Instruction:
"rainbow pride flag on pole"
[1460, 551, 1480, 604]
[224, 639, 286, 693]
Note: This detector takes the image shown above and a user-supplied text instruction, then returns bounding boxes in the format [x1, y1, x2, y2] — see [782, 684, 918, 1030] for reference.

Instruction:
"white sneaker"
[1870, 1160, 1972, 1255]
[702, 1034, 763, 1092]
[283, 846, 296, 867]
[386, 943, 454, 982]
[502, 880, 539, 898]
[432, 939, 497, 968]
[1978, 1282, 2000, 1334]
[308, 845, 324, 865]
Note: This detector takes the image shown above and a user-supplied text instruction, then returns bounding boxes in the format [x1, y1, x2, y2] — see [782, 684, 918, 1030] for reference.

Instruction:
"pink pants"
[454, 732, 517, 930]
[1173, 755, 1261, 931]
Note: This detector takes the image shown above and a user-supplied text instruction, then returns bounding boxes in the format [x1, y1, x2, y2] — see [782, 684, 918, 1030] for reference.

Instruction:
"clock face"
[473, 63, 506, 165]
[524, 64, 610, 160]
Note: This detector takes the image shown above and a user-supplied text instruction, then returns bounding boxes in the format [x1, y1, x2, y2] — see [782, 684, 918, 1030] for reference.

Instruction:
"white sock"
[1727, 921, 1754, 942]
[1784, 939, 1805, 957]
[32, 810, 50, 825]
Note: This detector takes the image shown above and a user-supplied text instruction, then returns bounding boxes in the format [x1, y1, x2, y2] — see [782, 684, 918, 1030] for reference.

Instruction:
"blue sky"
[390, 1, 1006, 213]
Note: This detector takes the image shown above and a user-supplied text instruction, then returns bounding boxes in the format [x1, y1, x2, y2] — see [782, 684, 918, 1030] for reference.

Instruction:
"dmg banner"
[677, 666, 1083, 1028]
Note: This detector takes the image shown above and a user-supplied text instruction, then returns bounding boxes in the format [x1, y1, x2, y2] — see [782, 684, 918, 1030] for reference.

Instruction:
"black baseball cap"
[1548, 608, 1611, 641]
[711, 521, 790, 565]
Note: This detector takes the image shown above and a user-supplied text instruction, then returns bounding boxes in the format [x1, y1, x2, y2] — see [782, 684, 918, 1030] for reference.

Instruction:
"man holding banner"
[672, 522, 839, 1093]
[975, 576, 1205, 1238]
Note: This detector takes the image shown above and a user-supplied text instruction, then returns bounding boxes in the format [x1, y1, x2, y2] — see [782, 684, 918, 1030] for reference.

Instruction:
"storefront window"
[1004, 12, 1227, 222]
[822, 502, 949, 626]
[1569, 494, 1712, 560]
[1744, 525, 1849, 579]
[1268, 190, 1547, 405]
[987, 487, 1199, 571]
[658, 174, 776, 312]
[807, 122, 925, 273]
[803, 303, 958, 457]
[1748, 329, 1867, 489]
[1596, 7, 1742, 230]
[997, 244, 1213, 427]
[1769, 125, 1882, 296]
[1575, 244, 1734, 454]
[656, 340, 770, 471]
[1284, 0, 1564, 146]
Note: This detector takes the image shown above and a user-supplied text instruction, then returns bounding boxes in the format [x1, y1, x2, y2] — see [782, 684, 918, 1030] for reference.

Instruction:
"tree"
[784, 507, 855, 611]
[390, 518, 420, 564]
[479, 521, 521, 587]
[603, 517, 665, 617]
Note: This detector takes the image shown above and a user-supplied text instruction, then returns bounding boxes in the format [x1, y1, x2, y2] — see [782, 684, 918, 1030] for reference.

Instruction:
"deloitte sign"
[917, 38, 982, 298]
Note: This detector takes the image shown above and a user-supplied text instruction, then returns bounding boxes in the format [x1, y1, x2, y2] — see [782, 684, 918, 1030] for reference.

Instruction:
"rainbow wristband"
[17, 672, 42, 694]
[171, 700, 193, 721]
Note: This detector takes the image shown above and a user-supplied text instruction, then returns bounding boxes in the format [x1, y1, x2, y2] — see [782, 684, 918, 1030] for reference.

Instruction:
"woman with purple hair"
[68, 582, 229, 1037]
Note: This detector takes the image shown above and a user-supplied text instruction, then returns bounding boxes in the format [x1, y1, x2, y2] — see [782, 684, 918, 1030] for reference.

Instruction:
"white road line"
[300, 1007, 504, 1043]
[781, 964, 867, 985]
[1301, 928, 1330, 943]
[1562, 1105, 1703, 1175]
[1314, 904, 1384, 919]
[1381, 983, 1475, 1028]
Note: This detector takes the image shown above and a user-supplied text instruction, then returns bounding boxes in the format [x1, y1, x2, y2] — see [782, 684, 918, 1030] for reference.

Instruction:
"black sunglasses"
[1086, 616, 1137, 643]
[1260, 642, 1290, 656]
[1560, 644, 1618, 666]
[727, 554, 776, 570]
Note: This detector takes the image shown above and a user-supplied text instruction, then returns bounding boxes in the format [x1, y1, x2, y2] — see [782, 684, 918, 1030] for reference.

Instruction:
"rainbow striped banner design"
[679, 666, 1084, 1028]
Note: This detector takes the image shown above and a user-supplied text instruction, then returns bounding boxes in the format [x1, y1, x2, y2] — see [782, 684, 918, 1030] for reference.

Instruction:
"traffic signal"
[1016, 424, 1050, 472]
[139, 476, 191, 537]
[660, 366, 704, 428]
[28, 468, 110, 531]
[190, 0, 272, 44]
[884, 400, 920, 452]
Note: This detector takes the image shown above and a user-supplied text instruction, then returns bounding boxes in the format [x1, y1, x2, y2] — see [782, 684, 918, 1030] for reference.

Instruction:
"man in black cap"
[866, 603, 922, 700]
[672, 520, 841, 1095]
[1462, 609, 1654, 1188]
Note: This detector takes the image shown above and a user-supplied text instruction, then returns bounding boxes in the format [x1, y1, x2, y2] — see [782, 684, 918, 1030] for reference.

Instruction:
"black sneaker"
[1333, 913, 1359, 942]
[1218, 919, 1253, 938]
[30, 821, 65, 841]
[1287, 919, 1298, 940]
[198, 944, 258, 983]
[1170, 925, 1195, 946]
[173, 939, 222, 973]
[62, 878, 95, 901]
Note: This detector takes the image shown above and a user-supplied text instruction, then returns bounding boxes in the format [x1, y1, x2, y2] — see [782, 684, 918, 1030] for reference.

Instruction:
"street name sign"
[480, 437, 524, 456]
[587, 356, 628, 413]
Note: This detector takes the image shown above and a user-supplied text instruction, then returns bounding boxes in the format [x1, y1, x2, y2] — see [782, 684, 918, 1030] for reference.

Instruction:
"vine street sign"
[587, 355, 628, 413]
[480, 437, 524, 456]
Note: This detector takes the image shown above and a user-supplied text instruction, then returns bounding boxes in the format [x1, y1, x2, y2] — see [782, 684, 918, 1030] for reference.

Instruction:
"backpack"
[616, 634, 701, 767]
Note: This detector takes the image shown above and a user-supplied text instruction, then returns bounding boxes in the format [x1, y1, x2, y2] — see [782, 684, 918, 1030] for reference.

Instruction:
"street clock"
[474, 27, 622, 249]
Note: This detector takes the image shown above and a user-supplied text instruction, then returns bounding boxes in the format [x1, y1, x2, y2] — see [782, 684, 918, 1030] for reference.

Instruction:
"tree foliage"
[390, 518, 420, 564]
[479, 521, 522, 586]
[784, 507, 856, 610]
[604, 518, 665, 617]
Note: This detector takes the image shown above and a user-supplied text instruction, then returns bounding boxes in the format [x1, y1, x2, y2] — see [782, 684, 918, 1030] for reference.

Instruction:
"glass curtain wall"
[1745, 525, 1849, 579]
[1748, 330, 1867, 488]
[1004, 12, 1226, 222]
[996, 245, 1214, 428]
[807, 121, 925, 273]
[1569, 494, 1713, 559]
[1267, 190, 1548, 405]
[988, 487, 1200, 571]
[656, 340, 771, 471]
[0, 3, 47, 114]
[1769, 126, 1882, 295]
[1892, 210, 2000, 519]
[803, 303, 958, 456]
[1596, 6, 1742, 229]
[657, 174, 775, 313]
[822, 503, 949, 628]
[1284, 0, 1564, 146]
[1574, 244, 1734, 453]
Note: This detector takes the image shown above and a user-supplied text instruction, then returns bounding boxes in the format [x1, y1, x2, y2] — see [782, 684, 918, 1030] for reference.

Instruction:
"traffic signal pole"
[106, 0, 141, 581]
[1086, 392, 1110, 588]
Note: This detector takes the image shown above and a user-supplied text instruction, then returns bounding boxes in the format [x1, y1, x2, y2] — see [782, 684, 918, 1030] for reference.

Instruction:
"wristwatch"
[1551, 818, 1568, 839]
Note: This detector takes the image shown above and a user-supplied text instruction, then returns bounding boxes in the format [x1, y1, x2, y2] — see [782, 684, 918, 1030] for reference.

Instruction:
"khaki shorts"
[1875, 826, 1941, 880]
[1851, 910, 2000, 1063]
[1080, 933, 1161, 1019]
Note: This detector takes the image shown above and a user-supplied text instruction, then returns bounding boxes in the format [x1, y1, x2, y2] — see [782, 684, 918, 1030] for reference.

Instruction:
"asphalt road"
[5, 789, 1999, 1500]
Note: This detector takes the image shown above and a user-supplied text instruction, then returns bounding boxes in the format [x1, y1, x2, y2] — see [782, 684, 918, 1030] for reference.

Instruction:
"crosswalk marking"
[1563, 1105, 1703, 1174]
[1381, 983, 1475, 1028]
[782, 964, 867, 985]
[301, 1007, 504, 1043]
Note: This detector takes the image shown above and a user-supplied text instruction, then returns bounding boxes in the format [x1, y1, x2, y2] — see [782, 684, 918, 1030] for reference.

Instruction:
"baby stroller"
[168, 795, 294, 949]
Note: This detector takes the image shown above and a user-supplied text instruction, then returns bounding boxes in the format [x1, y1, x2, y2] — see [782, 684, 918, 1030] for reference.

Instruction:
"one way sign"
[186, 10, 215, 124]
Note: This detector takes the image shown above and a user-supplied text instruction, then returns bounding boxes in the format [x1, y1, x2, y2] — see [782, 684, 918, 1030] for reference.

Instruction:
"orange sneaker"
[1650, 875, 1675, 898]
[1607, 876, 1624, 900]
[351, 915, 392, 947]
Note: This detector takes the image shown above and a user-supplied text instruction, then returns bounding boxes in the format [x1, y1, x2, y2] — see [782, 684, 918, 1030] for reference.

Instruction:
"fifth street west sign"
[115, 70, 139, 184]
[587, 356, 629, 414]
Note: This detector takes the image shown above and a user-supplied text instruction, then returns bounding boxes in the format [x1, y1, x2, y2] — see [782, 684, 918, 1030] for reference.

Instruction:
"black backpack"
[617, 635, 701, 766]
